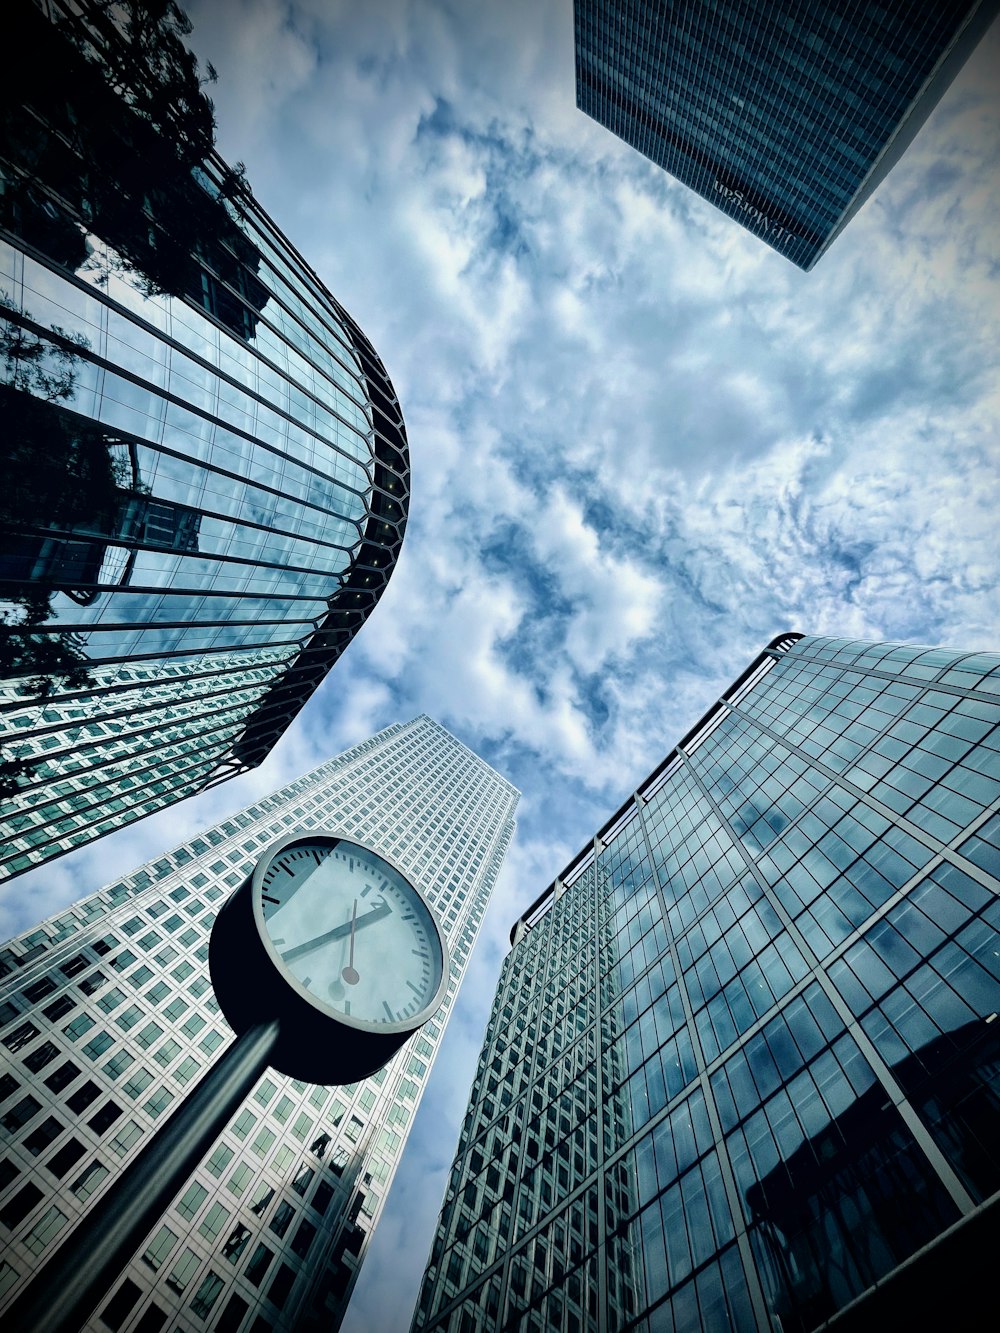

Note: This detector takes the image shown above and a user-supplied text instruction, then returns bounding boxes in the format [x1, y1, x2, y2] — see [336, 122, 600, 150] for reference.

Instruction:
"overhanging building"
[414, 634, 1000, 1332]
[0, 715, 518, 1332]
[574, 0, 999, 269]
[0, 0, 408, 880]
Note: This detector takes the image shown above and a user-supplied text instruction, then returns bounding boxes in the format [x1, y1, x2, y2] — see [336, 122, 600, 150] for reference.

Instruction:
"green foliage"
[1, 1, 249, 303]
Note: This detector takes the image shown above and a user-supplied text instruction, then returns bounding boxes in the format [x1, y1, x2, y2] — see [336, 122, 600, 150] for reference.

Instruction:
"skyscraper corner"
[574, 0, 999, 269]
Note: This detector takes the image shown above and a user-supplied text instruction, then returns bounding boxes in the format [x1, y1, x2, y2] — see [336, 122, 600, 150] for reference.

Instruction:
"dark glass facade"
[0, 1, 408, 879]
[574, 0, 999, 269]
[0, 716, 518, 1332]
[414, 635, 1000, 1332]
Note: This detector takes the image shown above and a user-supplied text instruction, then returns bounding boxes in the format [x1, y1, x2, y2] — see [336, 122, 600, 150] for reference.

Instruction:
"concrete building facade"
[0, 715, 518, 1332]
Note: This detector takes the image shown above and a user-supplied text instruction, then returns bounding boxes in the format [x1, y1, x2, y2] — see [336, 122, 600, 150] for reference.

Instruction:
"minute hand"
[279, 902, 392, 964]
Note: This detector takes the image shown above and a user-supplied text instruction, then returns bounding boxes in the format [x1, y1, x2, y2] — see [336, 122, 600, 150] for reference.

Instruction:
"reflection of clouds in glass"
[1, 52, 408, 877]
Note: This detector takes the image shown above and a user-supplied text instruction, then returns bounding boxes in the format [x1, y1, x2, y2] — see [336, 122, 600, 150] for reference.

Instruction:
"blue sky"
[5, 2, 1000, 1328]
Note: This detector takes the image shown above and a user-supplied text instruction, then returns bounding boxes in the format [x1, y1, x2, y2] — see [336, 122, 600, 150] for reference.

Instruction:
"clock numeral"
[262, 894, 280, 905]
[382, 1001, 395, 1021]
[406, 980, 422, 996]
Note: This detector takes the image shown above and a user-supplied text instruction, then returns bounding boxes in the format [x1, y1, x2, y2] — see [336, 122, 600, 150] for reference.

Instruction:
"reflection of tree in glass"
[58, 0, 217, 172]
[0, 295, 204, 794]
[0, 301, 107, 701]
[0, 303, 90, 404]
[0, 303, 110, 794]
[1, 1, 265, 334]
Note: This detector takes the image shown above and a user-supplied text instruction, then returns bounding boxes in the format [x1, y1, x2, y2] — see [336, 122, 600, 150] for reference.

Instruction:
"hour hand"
[279, 901, 391, 963]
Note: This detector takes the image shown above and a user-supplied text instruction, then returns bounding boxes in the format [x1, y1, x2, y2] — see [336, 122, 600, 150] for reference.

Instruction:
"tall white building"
[0, 715, 518, 1333]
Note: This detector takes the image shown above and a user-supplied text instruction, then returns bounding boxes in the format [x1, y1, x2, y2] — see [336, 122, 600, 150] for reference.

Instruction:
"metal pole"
[6, 1018, 281, 1333]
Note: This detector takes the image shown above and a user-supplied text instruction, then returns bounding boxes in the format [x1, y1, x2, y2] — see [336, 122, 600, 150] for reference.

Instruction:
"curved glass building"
[0, 2, 408, 880]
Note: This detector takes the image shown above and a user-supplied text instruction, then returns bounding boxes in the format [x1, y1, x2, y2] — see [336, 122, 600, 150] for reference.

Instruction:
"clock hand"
[279, 901, 391, 964]
[343, 899, 359, 986]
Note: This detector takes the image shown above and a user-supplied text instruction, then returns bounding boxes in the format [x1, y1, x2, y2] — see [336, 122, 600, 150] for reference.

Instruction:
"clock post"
[5, 832, 448, 1333]
[4, 1018, 282, 1333]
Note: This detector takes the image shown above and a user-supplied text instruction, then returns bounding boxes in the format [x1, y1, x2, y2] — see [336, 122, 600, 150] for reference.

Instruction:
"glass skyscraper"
[414, 634, 999, 1332]
[0, 0, 408, 879]
[0, 715, 518, 1332]
[574, 0, 999, 269]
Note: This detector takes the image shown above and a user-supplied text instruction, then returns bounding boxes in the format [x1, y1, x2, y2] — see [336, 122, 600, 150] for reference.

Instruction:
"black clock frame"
[210, 830, 450, 1084]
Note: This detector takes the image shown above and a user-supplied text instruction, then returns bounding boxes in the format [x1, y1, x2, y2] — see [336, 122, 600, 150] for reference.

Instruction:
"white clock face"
[256, 837, 444, 1028]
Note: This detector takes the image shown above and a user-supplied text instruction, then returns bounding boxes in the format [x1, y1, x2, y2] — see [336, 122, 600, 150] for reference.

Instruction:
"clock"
[257, 835, 445, 1026]
[210, 832, 449, 1083]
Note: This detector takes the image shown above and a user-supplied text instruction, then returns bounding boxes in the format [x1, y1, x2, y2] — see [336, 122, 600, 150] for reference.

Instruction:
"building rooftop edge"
[509, 631, 803, 945]
[405, 714, 522, 802]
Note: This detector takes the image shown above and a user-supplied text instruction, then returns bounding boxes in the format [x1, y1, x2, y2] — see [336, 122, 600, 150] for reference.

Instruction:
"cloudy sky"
[6, 1, 1000, 1327]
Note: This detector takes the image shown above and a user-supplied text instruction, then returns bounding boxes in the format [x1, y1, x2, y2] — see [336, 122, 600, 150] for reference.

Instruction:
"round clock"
[210, 832, 449, 1083]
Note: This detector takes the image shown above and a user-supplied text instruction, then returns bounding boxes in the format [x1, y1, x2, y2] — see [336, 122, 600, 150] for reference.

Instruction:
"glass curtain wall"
[414, 635, 1000, 1333]
[0, 0, 408, 878]
[574, 0, 995, 268]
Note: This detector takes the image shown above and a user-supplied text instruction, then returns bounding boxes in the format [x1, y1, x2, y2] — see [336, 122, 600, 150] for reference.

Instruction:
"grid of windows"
[0, 1, 410, 880]
[574, 0, 994, 269]
[0, 715, 518, 1333]
[414, 636, 1000, 1332]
